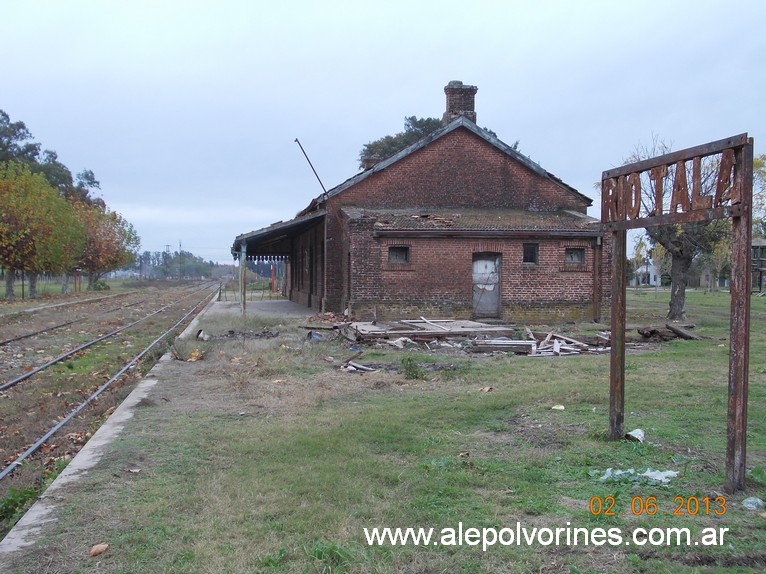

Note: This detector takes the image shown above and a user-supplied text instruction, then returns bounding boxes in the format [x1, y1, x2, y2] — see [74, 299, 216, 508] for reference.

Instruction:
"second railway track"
[0, 281, 218, 529]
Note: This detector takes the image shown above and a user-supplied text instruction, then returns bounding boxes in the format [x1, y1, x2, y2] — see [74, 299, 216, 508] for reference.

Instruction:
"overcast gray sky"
[3, 0, 764, 263]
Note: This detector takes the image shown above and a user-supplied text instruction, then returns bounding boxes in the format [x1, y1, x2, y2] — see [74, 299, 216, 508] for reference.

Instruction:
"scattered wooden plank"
[469, 339, 537, 354]
[419, 316, 450, 331]
[552, 333, 589, 348]
[347, 361, 378, 372]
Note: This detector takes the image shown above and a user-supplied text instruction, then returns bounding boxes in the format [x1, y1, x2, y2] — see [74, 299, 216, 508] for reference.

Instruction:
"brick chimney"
[442, 80, 478, 124]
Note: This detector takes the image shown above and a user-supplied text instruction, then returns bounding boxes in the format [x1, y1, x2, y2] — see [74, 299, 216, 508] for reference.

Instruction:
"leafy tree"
[1, 109, 101, 206]
[35, 149, 73, 194]
[0, 162, 82, 299]
[697, 227, 732, 292]
[622, 138, 730, 320]
[0, 110, 40, 164]
[359, 116, 443, 168]
[650, 244, 672, 287]
[1, 110, 138, 295]
[358, 116, 514, 169]
[0, 163, 39, 299]
[131, 249, 218, 279]
[27, 190, 84, 298]
[74, 203, 140, 289]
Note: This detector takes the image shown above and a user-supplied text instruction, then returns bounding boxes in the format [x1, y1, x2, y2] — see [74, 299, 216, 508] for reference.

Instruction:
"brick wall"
[346, 233, 607, 323]
[330, 129, 589, 214]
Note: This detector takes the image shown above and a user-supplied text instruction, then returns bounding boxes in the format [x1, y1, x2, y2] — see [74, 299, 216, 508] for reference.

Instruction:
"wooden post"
[240, 244, 247, 317]
[609, 229, 627, 440]
[726, 139, 753, 493]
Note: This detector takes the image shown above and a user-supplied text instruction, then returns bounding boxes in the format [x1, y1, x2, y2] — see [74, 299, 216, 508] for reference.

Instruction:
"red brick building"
[233, 81, 610, 322]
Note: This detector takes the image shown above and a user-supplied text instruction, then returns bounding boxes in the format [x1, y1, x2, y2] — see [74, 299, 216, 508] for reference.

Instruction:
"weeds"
[0, 486, 38, 526]
[1, 458, 69, 531]
[304, 539, 356, 573]
[260, 547, 287, 567]
[400, 356, 427, 380]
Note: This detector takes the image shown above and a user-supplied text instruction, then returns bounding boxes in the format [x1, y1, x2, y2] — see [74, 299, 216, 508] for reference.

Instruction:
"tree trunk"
[667, 254, 692, 320]
[87, 272, 96, 291]
[28, 273, 38, 299]
[5, 271, 16, 301]
[61, 273, 70, 295]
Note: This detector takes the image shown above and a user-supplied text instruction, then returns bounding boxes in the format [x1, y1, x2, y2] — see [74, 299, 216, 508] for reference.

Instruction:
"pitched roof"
[342, 207, 601, 236]
[299, 116, 591, 216]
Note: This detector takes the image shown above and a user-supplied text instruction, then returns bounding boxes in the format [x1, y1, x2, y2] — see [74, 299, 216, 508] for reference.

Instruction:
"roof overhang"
[231, 210, 326, 258]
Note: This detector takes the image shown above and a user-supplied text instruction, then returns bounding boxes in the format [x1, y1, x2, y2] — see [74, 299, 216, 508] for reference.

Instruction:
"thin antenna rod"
[294, 138, 327, 195]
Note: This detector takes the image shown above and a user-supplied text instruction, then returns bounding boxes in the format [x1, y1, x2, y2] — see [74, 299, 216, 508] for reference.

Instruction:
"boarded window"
[522, 243, 538, 264]
[565, 247, 585, 264]
[388, 246, 410, 264]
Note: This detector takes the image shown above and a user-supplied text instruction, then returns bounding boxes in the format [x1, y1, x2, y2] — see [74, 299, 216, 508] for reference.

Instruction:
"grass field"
[5, 290, 765, 573]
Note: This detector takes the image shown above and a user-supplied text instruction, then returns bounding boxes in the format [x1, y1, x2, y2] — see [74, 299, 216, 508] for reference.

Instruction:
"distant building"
[629, 260, 661, 287]
[233, 81, 610, 322]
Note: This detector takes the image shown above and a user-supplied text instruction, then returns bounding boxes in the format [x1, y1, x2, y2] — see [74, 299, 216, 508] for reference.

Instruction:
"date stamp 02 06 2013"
[589, 496, 727, 517]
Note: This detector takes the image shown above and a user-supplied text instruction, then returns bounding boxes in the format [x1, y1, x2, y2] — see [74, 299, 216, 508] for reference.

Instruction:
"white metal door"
[472, 254, 500, 318]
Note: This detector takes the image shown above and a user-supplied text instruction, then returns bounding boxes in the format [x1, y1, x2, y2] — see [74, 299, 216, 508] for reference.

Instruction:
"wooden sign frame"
[601, 134, 754, 492]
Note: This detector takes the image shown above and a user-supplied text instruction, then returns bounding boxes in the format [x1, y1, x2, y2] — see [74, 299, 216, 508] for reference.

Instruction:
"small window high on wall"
[522, 243, 538, 264]
[388, 245, 410, 264]
[564, 247, 585, 265]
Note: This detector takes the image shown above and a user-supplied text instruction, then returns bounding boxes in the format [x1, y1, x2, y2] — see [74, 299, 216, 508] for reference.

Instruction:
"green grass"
[8, 290, 766, 573]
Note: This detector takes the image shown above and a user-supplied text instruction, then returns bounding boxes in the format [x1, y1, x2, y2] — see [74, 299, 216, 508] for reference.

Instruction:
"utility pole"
[165, 245, 172, 278]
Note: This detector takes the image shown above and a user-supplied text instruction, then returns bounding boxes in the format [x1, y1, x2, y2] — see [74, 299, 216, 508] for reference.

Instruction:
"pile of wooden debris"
[325, 316, 702, 357]
[340, 318, 516, 342]
[338, 318, 612, 357]
[469, 329, 610, 356]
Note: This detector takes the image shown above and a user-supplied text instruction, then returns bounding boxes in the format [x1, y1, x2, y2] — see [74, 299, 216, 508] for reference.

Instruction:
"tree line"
[134, 250, 231, 279]
[1, 110, 139, 299]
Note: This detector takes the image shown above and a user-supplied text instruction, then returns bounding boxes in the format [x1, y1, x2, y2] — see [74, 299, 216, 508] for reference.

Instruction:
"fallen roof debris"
[592, 467, 679, 485]
[339, 318, 616, 357]
[341, 319, 517, 342]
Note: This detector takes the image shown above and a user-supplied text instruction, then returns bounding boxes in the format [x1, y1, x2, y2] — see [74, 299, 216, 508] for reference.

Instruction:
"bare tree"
[624, 137, 729, 320]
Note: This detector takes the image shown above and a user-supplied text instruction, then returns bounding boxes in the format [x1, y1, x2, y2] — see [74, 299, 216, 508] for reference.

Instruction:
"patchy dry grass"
[3, 291, 766, 573]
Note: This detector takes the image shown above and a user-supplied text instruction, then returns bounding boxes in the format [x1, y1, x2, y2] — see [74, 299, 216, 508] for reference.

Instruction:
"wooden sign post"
[601, 134, 754, 493]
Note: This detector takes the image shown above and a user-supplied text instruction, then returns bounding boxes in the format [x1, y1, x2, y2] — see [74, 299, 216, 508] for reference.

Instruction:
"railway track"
[0, 281, 218, 527]
[0, 281, 215, 385]
[0, 282, 214, 383]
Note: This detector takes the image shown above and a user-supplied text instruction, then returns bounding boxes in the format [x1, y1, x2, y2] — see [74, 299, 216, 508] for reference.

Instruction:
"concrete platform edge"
[0, 371, 162, 557]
